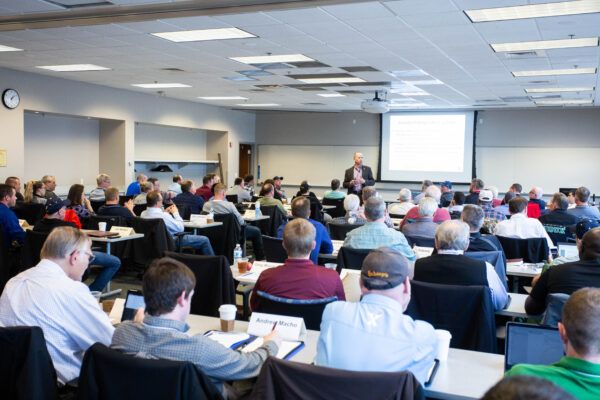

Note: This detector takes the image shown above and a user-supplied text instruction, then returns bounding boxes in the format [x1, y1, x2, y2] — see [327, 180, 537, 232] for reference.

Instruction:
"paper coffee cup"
[98, 222, 107, 232]
[219, 304, 237, 332]
[435, 329, 452, 361]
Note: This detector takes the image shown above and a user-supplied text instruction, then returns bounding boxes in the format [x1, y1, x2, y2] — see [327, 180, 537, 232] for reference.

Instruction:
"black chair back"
[496, 236, 549, 263]
[78, 343, 222, 400]
[21, 230, 49, 271]
[0, 326, 57, 400]
[327, 222, 361, 240]
[164, 252, 236, 317]
[89, 200, 105, 213]
[201, 213, 243, 264]
[133, 204, 147, 216]
[541, 293, 570, 327]
[226, 194, 239, 204]
[405, 235, 435, 248]
[309, 200, 323, 223]
[12, 203, 45, 225]
[406, 280, 496, 353]
[119, 195, 134, 206]
[322, 198, 345, 218]
[336, 247, 371, 273]
[262, 235, 287, 263]
[258, 205, 287, 237]
[177, 204, 192, 220]
[128, 217, 175, 269]
[88, 215, 127, 230]
[255, 291, 337, 330]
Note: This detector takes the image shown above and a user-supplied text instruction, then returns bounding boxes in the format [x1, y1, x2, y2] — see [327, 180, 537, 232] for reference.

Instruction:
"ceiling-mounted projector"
[361, 91, 389, 114]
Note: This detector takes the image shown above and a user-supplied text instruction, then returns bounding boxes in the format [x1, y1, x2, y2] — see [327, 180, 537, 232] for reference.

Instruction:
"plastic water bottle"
[255, 201, 262, 218]
[208, 206, 214, 221]
[233, 244, 242, 264]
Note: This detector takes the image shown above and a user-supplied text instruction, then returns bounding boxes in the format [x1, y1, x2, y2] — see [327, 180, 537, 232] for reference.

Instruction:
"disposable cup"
[237, 258, 249, 273]
[219, 304, 237, 332]
[98, 222, 107, 231]
[435, 329, 452, 361]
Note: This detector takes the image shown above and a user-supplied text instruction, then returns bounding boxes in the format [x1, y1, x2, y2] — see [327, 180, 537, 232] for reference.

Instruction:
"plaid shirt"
[111, 315, 278, 391]
[481, 203, 506, 222]
[343, 221, 416, 261]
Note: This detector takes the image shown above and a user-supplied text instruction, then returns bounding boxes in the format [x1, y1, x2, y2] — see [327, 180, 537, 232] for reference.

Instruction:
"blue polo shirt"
[0, 203, 25, 246]
[276, 218, 334, 264]
[125, 181, 141, 196]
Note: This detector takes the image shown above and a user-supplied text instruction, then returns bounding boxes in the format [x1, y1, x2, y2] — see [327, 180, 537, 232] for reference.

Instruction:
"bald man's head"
[581, 228, 600, 260]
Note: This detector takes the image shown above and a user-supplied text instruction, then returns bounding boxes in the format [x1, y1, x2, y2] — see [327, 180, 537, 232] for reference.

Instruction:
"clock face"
[3, 89, 19, 109]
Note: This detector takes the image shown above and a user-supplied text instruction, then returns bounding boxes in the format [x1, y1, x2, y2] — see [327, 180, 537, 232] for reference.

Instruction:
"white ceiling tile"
[321, 2, 395, 20]
[214, 12, 280, 27]
[266, 8, 337, 24]
[384, 0, 459, 16]
[401, 11, 471, 28]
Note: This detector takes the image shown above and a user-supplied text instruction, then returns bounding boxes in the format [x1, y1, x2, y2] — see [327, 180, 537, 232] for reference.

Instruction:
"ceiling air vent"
[503, 51, 540, 59]
[160, 68, 185, 72]
[500, 96, 531, 102]
[41, 0, 113, 8]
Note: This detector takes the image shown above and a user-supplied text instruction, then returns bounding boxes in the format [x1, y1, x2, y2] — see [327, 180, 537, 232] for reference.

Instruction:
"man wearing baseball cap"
[439, 181, 453, 208]
[315, 247, 437, 384]
[272, 176, 286, 201]
[478, 189, 506, 224]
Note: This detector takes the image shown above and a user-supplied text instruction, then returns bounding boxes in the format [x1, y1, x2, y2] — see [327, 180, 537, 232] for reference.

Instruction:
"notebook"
[204, 331, 257, 349]
[241, 338, 305, 360]
[504, 322, 564, 371]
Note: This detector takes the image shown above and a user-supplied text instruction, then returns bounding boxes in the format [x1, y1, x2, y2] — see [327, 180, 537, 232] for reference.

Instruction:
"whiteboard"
[477, 147, 600, 194]
[258, 145, 379, 187]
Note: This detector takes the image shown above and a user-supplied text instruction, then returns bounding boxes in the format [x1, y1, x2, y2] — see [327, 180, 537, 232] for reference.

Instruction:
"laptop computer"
[121, 290, 145, 322]
[557, 242, 578, 259]
[504, 322, 564, 371]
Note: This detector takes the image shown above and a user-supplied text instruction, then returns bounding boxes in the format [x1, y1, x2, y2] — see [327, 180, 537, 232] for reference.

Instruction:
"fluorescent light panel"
[492, 37, 598, 52]
[230, 54, 314, 64]
[525, 87, 594, 93]
[132, 83, 191, 88]
[466, 0, 600, 22]
[513, 67, 597, 77]
[297, 77, 365, 84]
[535, 99, 593, 105]
[151, 28, 255, 42]
[0, 44, 22, 52]
[317, 93, 346, 98]
[236, 103, 280, 107]
[198, 96, 248, 100]
[37, 64, 110, 72]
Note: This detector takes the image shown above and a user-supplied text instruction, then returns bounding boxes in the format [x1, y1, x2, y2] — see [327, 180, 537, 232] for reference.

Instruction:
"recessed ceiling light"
[525, 87, 595, 93]
[236, 103, 280, 107]
[229, 54, 314, 64]
[513, 67, 597, 77]
[0, 44, 23, 52]
[491, 37, 598, 52]
[297, 77, 365, 84]
[131, 83, 191, 88]
[37, 64, 110, 72]
[535, 99, 593, 105]
[199, 96, 248, 100]
[151, 28, 256, 42]
[465, 0, 600, 22]
[317, 93, 346, 98]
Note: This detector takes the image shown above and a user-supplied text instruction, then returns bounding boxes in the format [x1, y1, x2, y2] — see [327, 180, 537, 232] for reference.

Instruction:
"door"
[239, 144, 252, 178]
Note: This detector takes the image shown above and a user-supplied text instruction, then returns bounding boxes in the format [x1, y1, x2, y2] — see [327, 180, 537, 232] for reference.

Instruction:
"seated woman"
[331, 194, 366, 225]
[23, 180, 47, 205]
[66, 183, 95, 219]
[387, 188, 413, 216]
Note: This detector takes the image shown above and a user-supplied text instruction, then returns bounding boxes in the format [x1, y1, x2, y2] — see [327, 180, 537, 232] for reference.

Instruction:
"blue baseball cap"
[440, 181, 452, 189]
[575, 219, 600, 239]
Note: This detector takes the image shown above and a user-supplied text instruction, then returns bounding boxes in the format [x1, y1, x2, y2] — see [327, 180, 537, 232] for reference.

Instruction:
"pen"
[272, 322, 277, 331]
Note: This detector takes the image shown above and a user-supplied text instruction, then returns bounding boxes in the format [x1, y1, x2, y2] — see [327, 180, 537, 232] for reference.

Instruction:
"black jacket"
[343, 165, 375, 194]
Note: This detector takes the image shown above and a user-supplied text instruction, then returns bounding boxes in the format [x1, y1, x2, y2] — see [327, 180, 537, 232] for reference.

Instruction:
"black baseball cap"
[361, 247, 409, 290]
[45, 197, 67, 215]
[576, 219, 600, 239]
[273, 176, 284, 181]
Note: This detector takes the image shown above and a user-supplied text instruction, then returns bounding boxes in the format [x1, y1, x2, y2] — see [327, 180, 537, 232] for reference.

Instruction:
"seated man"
[465, 178, 484, 205]
[461, 205, 504, 253]
[112, 257, 280, 396]
[507, 288, 600, 400]
[133, 181, 153, 205]
[543, 219, 600, 268]
[273, 176, 286, 201]
[243, 174, 255, 198]
[276, 196, 333, 264]
[89, 173, 111, 202]
[173, 179, 205, 215]
[203, 183, 265, 260]
[358, 186, 393, 228]
[448, 191, 465, 215]
[494, 191, 517, 217]
[399, 185, 450, 230]
[167, 174, 183, 196]
[251, 218, 344, 310]
[226, 177, 251, 203]
[0, 184, 25, 247]
[195, 174, 216, 202]
[414, 220, 508, 311]
[97, 187, 136, 220]
[5, 176, 24, 202]
[34, 197, 121, 292]
[568, 186, 600, 221]
[439, 181, 453, 208]
[257, 183, 287, 215]
[525, 227, 600, 315]
[0, 227, 114, 385]
[315, 247, 437, 384]
[539, 193, 580, 241]
[479, 189, 506, 223]
[413, 180, 432, 204]
[387, 188, 413, 216]
[126, 174, 147, 196]
[141, 191, 214, 255]
[495, 197, 555, 250]
[509, 183, 522, 197]
[344, 197, 415, 261]
[401, 197, 438, 239]
[528, 186, 546, 211]
[323, 179, 346, 200]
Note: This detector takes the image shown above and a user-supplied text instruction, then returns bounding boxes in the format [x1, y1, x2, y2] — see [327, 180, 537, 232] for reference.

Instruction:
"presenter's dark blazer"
[343, 165, 375, 195]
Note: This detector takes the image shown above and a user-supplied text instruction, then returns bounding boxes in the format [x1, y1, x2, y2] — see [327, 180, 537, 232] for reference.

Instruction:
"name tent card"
[110, 226, 135, 236]
[247, 312, 306, 341]
[190, 214, 208, 225]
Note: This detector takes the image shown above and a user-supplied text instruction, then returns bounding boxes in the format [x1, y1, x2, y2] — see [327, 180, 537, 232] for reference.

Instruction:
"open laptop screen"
[557, 242, 578, 259]
[505, 322, 564, 371]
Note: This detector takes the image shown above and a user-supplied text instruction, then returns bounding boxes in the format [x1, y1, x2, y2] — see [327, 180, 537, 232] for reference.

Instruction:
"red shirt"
[399, 205, 450, 230]
[250, 258, 345, 310]
[195, 185, 212, 201]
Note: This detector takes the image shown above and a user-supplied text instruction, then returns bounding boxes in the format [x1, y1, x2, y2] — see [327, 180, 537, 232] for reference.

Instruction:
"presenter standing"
[343, 152, 375, 196]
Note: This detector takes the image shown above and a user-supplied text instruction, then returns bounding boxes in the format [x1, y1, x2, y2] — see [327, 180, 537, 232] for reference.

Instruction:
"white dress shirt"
[141, 206, 183, 237]
[0, 260, 114, 384]
[495, 213, 555, 249]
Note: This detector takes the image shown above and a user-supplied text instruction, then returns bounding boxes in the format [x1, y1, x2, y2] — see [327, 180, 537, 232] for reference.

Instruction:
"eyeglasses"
[72, 250, 95, 264]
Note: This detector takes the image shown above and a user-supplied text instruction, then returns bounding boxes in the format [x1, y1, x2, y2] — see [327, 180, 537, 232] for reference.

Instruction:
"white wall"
[24, 113, 100, 193]
[0, 67, 255, 189]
